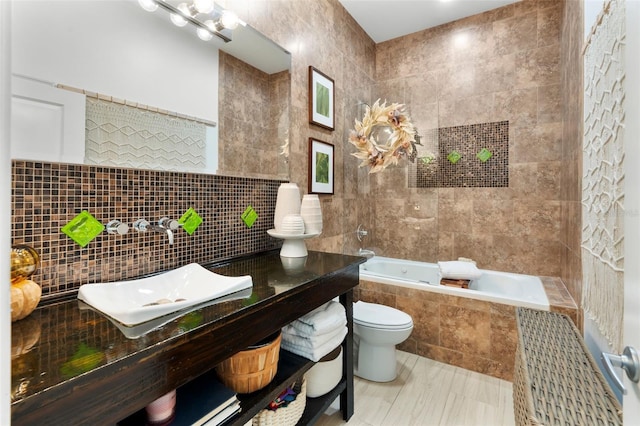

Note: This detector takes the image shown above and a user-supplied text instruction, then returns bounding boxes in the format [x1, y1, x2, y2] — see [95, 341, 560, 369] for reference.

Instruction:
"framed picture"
[308, 138, 334, 194]
[309, 66, 335, 131]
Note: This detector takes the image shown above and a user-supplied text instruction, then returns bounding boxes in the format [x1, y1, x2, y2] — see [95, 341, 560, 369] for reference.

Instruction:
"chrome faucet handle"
[133, 218, 151, 232]
[356, 224, 368, 242]
[106, 220, 129, 235]
[158, 217, 181, 230]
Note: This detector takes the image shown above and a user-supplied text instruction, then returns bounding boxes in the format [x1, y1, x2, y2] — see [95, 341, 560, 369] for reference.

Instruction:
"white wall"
[585, 0, 606, 39]
[11, 0, 219, 123]
[1, 2, 11, 424]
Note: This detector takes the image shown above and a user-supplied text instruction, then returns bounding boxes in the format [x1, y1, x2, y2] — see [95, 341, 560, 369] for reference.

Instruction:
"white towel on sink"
[438, 260, 482, 280]
[288, 301, 346, 337]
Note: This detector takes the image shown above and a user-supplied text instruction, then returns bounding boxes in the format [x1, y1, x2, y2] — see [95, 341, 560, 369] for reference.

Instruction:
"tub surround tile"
[358, 273, 576, 382]
[513, 200, 562, 237]
[440, 305, 492, 357]
[512, 123, 563, 163]
[493, 88, 538, 129]
[493, 11, 538, 56]
[397, 293, 440, 346]
[471, 199, 514, 236]
[537, 4, 563, 48]
[358, 289, 396, 310]
[537, 84, 562, 123]
[515, 44, 561, 89]
[541, 275, 578, 325]
[370, 0, 565, 278]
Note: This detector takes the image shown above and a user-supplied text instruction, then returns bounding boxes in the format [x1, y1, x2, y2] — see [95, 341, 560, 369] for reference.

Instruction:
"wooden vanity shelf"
[513, 308, 622, 426]
[119, 350, 340, 425]
[11, 250, 364, 426]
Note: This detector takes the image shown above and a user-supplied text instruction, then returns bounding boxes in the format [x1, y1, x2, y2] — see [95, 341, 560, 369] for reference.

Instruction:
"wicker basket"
[252, 379, 306, 426]
[215, 332, 281, 394]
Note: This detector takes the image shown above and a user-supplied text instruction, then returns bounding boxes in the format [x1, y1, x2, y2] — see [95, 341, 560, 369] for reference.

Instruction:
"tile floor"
[316, 350, 515, 426]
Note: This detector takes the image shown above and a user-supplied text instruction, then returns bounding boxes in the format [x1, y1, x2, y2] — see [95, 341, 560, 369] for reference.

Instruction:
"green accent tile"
[178, 207, 203, 235]
[447, 150, 462, 164]
[419, 155, 435, 165]
[477, 148, 493, 163]
[241, 205, 258, 228]
[61, 210, 105, 247]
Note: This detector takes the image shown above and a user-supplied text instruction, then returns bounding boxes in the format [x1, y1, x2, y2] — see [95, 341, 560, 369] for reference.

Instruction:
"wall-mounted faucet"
[134, 219, 174, 245]
[158, 217, 181, 231]
[358, 248, 376, 259]
[106, 220, 129, 235]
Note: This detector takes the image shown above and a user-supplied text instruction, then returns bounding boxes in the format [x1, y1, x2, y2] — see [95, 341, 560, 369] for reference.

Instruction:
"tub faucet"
[358, 248, 375, 259]
[133, 219, 174, 245]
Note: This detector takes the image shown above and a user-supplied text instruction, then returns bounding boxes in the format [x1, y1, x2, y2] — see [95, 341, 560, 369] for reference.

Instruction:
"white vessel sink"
[78, 263, 253, 327]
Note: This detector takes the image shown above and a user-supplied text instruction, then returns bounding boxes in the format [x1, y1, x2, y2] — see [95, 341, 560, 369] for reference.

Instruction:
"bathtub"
[359, 256, 549, 310]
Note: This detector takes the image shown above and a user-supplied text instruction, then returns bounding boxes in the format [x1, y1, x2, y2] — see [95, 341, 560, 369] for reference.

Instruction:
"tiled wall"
[560, 0, 584, 313]
[218, 51, 290, 179]
[226, 0, 377, 257]
[367, 0, 564, 277]
[10, 0, 377, 300]
[11, 160, 282, 300]
[358, 278, 519, 381]
[357, 276, 578, 382]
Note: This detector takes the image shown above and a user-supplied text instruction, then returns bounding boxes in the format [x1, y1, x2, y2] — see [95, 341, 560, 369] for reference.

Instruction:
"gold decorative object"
[349, 99, 419, 173]
[11, 245, 40, 283]
[10, 245, 41, 322]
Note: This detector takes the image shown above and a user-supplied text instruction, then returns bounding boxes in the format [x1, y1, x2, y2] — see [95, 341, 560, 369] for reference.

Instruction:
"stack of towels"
[281, 301, 347, 362]
[438, 259, 482, 280]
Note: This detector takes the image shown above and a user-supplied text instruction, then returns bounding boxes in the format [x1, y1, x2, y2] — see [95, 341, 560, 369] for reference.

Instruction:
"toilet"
[353, 301, 413, 382]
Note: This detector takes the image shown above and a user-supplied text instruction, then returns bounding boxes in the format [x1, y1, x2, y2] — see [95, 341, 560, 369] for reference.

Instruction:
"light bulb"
[170, 3, 190, 27]
[138, 0, 158, 12]
[220, 10, 239, 30]
[197, 28, 213, 41]
[193, 0, 214, 14]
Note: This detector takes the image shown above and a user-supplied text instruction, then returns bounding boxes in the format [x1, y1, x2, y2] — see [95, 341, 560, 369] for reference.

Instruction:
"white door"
[624, 0, 640, 420]
[10, 75, 85, 164]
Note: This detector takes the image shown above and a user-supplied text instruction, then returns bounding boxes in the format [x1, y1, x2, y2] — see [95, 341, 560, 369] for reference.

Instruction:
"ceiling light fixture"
[138, 0, 158, 12]
[219, 10, 239, 30]
[169, 3, 190, 27]
[138, 0, 238, 43]
[193, 0, 214, 14]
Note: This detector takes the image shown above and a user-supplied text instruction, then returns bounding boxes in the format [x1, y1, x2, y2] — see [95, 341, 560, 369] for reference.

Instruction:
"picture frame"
[308, 66, 335, 131]
[308, 138, 334, 194]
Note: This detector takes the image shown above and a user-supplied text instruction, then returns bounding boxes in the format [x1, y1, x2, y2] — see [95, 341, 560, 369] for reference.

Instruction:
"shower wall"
[560, 0, 584, 313]
[366, 0, 564, 277]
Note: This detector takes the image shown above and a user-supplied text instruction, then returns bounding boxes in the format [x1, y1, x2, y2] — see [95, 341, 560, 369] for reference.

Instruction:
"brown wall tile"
[368, 1, 568, 278]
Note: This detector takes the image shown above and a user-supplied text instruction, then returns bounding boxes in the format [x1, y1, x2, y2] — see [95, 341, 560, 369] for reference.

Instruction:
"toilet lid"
[353, 301, 413, 329]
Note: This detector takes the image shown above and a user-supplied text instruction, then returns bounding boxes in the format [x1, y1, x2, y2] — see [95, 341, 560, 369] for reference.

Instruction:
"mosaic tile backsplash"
[11, 160, 283, 300]
[410, 121, 509, 188]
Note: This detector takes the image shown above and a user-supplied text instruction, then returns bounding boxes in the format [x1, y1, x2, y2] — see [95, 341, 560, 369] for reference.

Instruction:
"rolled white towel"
[281, 326, 347, 362]
[288, 301, 346, 336]
[438, 260, 482, 280]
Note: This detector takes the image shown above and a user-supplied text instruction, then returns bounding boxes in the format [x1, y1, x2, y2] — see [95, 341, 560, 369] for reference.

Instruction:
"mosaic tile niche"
[11, 160, 283, 300]
[409, 121, 509, 188]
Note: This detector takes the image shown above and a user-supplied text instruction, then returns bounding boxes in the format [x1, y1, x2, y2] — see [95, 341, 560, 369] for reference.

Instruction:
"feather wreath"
[348, 99, 420, 173]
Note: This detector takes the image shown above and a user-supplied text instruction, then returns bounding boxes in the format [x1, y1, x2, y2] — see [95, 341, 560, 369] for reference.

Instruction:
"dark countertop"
[11, 250, 365, 425]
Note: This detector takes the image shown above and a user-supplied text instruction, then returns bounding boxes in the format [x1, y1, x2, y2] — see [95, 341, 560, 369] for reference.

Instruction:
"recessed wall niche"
[409, 120, 509, 188]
